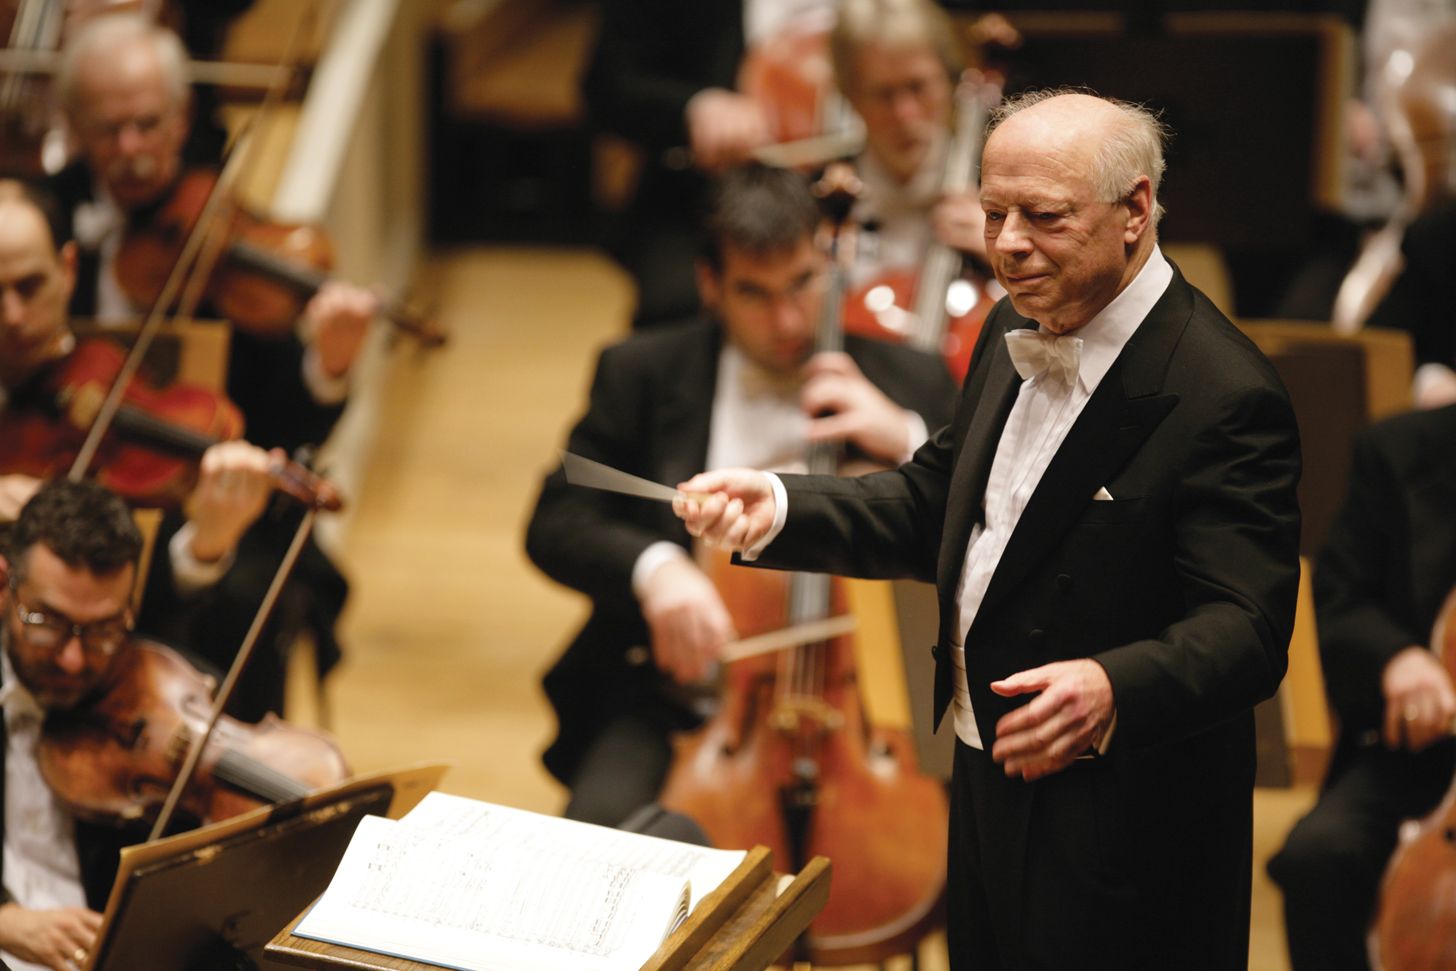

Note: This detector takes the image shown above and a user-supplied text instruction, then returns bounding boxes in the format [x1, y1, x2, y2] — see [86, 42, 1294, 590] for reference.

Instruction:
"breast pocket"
[1077, 496, 1150, 525]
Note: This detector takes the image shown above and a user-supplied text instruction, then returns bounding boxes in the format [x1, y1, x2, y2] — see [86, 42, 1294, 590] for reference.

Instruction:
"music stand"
[86, 764, 446, 971]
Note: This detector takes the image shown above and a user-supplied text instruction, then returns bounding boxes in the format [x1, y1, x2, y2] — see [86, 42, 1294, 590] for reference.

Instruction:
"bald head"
[0, 182, 76, 386]
[978, 91, 1163, 333]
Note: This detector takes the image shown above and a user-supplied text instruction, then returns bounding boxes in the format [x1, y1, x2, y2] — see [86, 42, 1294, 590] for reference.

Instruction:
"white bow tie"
[1004, 328, 1083, 386]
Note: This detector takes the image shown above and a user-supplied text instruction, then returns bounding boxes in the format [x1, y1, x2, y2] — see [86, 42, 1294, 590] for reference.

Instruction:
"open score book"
[292, 792, 747, 971]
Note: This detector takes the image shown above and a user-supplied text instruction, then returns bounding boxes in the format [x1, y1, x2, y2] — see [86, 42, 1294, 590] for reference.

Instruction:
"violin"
[1369, 585, 1456, 970]
[842, 72, 1000, 382]
[659, 166, 947, 964]
[37, 638, 348, 827]
[114, 168, 446, 347]
[0, 336, 342, 510]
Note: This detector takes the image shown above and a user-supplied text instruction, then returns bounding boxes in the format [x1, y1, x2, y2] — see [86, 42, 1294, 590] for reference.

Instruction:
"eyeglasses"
[7, 586, 132, 657]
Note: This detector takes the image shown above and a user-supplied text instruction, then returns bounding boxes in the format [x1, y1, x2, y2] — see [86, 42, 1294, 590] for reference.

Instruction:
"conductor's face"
[698, 237, 825, 374]
[979, 95, 1153, 335]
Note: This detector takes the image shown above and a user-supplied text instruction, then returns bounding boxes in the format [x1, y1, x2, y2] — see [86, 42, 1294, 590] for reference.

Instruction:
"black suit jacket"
[524, 320, 957, 785]
[756, 267, 1302, 967]
[1314, 404, 1456, 753]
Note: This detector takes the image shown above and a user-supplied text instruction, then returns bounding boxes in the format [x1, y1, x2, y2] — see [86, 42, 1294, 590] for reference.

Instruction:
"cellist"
[1268, 403, 1456, 971]
[525, 163, 956, 827]
[830, 0, 995, 291]
[0, 178, 274, 625]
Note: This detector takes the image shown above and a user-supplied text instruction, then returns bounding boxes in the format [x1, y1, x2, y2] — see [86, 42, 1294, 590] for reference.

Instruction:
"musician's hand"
[185, 441, 279, 563]
[638, 556, 735, 683]
[685, 88, 771, 172]
[304, 281, 377, 379]
[802, 352, 912, 464]
[674, 469, 777, 552]
[0, 903, 103, 971]
[932, 190, 988, 259]
[0, 474, 42, 521]
[990, 660, 1114, 781]
[1382, 646, 1456, 751]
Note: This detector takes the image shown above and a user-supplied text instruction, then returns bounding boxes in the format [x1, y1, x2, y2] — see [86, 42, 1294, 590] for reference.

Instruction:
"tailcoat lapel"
[970, 273, 1192, 627]
[652, 325, 721, 538]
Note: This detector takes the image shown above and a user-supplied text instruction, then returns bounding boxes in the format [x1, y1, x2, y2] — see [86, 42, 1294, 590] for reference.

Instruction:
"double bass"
[659, 166, 947, 965]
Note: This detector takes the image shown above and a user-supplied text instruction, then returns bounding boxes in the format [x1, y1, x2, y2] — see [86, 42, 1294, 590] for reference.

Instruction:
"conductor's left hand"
[990, 659, 1114, 781]
[673, 469, 777, 552]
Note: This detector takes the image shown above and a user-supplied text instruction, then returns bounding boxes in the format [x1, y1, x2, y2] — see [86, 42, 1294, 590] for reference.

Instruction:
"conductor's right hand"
[674, 469, 777, 553]
[0, 902, 103, 970]
[637, 557, 734, 684]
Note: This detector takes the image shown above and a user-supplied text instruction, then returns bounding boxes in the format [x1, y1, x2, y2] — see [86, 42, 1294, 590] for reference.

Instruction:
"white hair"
[830, 0, 963, 96]
[989, 87, 1170, 223]
[57, 12, 190, 117]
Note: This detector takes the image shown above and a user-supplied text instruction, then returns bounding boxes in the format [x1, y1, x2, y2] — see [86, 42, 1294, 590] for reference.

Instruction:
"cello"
[659, 165, 947, 966]
[1370, 585, 1456, 970]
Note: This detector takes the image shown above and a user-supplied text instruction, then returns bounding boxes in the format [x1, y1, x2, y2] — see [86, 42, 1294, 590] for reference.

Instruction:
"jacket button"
[1057, 574, 1073, 593]
[1028, 629, 1045, 644]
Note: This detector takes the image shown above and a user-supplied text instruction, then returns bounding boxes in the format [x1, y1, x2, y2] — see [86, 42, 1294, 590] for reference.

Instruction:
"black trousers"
[947, 742, 1144, 971]
[1268, 737, 1456, 971]
[562, 710, 676, 827]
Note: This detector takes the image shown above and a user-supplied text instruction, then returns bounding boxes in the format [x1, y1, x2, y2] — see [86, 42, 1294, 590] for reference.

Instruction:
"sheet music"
[294, 793, 744, 971]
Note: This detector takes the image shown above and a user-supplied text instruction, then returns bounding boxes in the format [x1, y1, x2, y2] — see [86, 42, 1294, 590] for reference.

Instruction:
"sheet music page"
[293, 793, 745, 971]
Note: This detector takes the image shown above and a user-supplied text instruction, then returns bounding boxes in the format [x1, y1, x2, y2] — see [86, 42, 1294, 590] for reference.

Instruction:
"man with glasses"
[525, 163, 956, 828]
[0, 478, 145, 971]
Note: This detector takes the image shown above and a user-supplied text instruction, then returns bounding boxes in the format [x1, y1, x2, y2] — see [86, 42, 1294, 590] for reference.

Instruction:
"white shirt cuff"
[631, 541, 691, 599]
[741, 472, 787, 562]
[168, 521, 236, 596]
[902, 411, 929, 464]
[302, 344, 351, 406]
[1413, 362, 1456, 409]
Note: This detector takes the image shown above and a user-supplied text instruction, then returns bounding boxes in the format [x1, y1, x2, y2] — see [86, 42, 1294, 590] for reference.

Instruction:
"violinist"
[525, 163, 956, 827]
[48, 12, 376, 456]
[829, 0, 994, 288]
[2, 175, 275, 608]
[0, 478, 148, 971]
[1268, 404, 1456, 971]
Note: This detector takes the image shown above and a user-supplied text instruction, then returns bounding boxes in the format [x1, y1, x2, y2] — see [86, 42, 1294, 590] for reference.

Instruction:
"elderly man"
[676, 91, 1302, 969]
[49, 12, 375, 455]
[830, 0, 999, 285]
[0, 479, 150, 971]
[526, 163, 956, 828]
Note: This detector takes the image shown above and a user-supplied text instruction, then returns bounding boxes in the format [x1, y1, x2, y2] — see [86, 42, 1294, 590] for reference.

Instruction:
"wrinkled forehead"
[72, 40, 177, 119]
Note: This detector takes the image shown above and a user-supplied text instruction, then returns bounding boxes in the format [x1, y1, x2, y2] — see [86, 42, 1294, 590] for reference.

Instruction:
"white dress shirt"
[1, 649, 88, 971]
[632, 343, 928, 594]
[949, 249, 1173, 747]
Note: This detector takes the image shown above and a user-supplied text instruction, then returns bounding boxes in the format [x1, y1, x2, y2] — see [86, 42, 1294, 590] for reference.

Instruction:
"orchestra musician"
[1366, 200, 1456, 408]
[0, 178, 273, 633]
[1268, 404, 1456, 971]
[829, 0, 992, 287]
[675, 91, 1302, 969]
[524, 163, 956, 828]
[47, 11, 376, 457]
[37, 14, 368, 720]
[0, 478, 154, 971]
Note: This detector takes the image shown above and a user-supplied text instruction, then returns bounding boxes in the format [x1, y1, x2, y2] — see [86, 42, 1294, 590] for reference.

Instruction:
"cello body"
[659, 559, 947, 964]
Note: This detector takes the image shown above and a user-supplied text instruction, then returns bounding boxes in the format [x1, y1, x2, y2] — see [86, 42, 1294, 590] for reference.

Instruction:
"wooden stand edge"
[264, 846, 832, 971]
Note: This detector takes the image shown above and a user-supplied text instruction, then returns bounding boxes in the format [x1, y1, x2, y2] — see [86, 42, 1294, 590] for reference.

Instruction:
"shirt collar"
[1041, 245, 1172, 394]
[0, 638, 44, 728]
